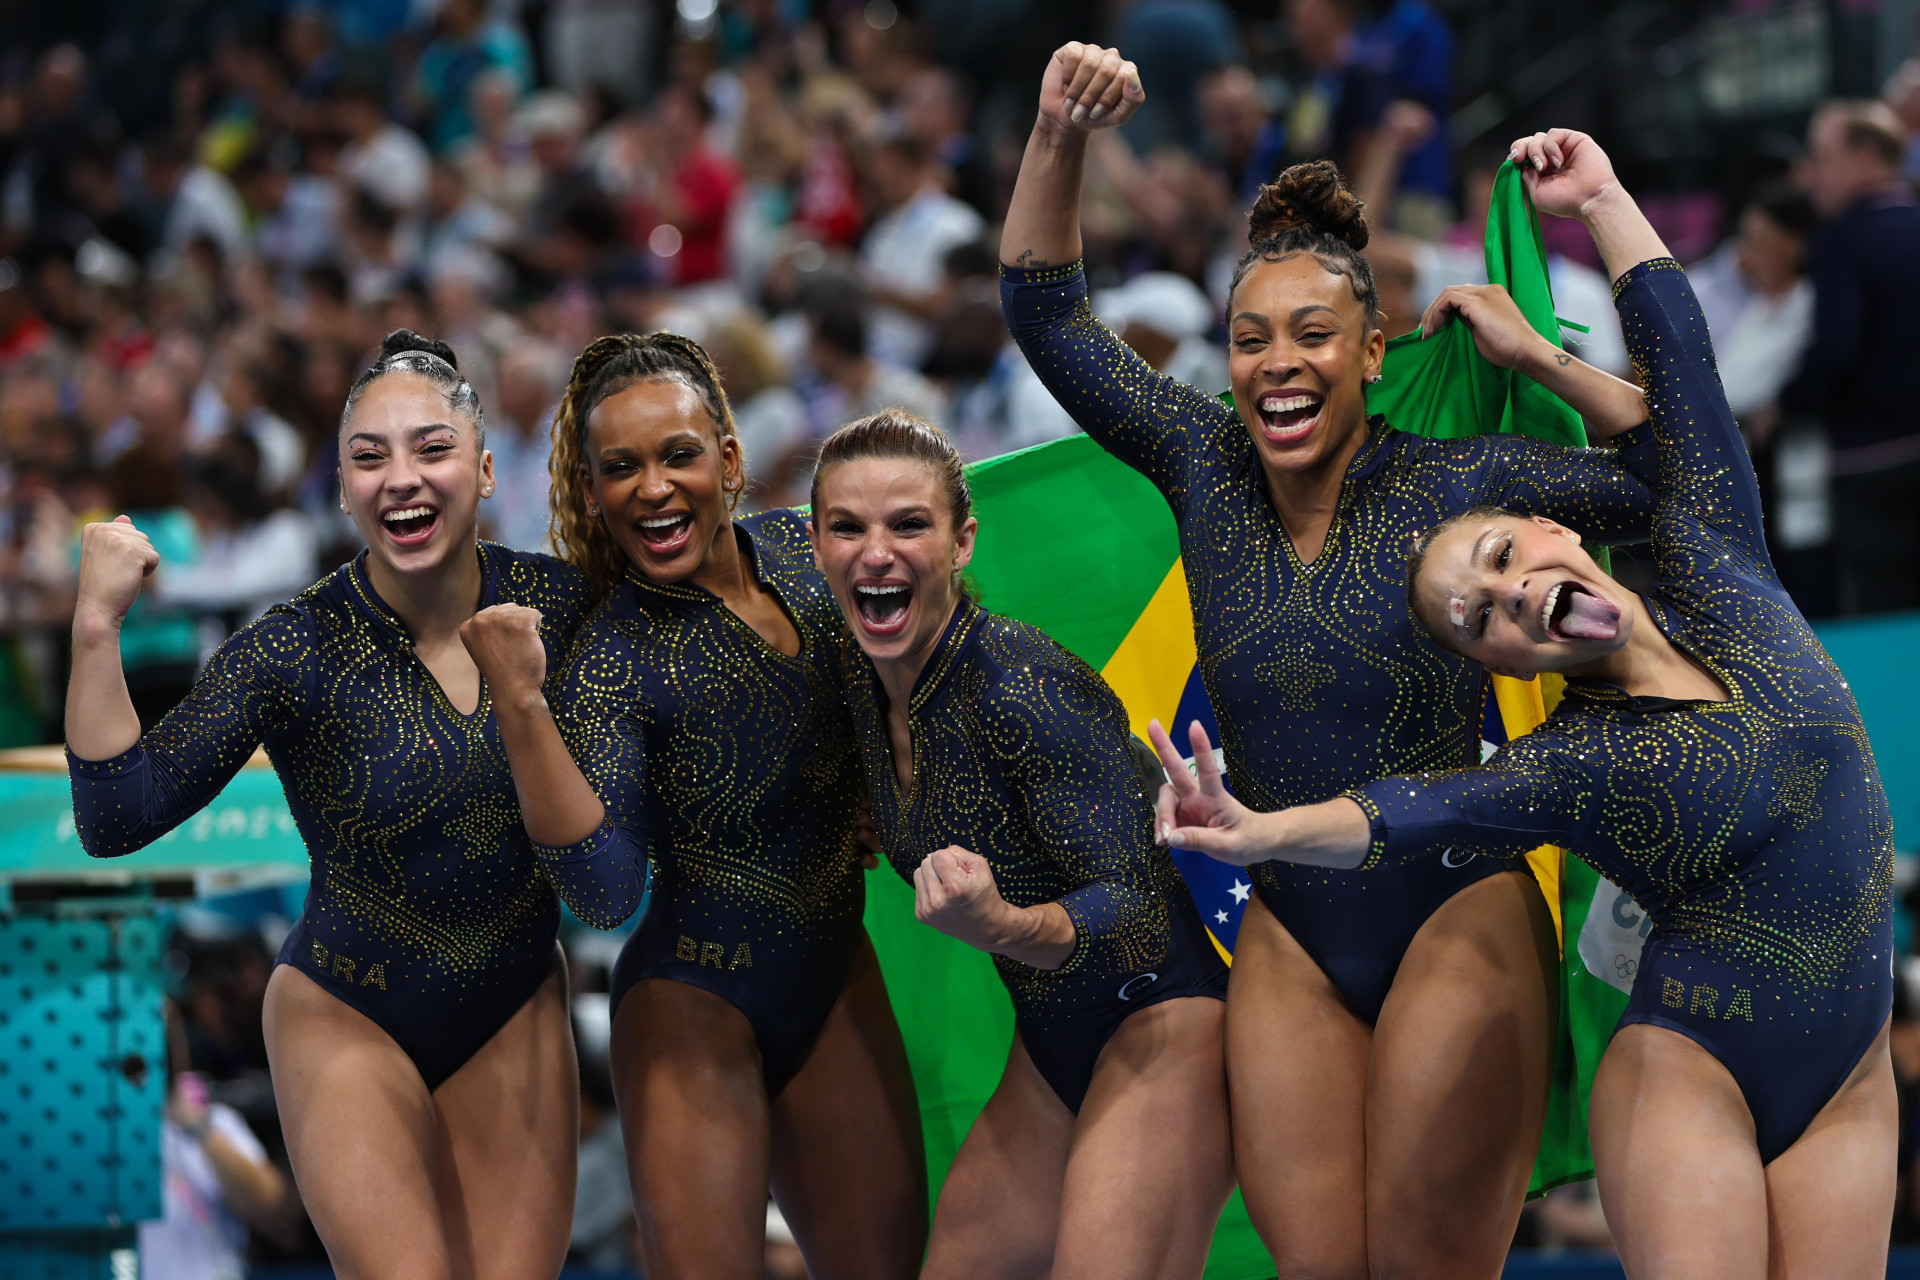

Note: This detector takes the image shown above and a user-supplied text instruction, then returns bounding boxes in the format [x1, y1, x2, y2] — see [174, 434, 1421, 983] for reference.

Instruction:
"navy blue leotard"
[544, 509, 867, 1095]
[70, 543, 641, 1088]
[1349, 259, 1895, 1163]
[846, 598, 1227, 1112]
[1003, 261, 1657, 1021]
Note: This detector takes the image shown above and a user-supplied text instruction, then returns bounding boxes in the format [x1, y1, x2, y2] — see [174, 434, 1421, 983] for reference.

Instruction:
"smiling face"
[811, 456, 977, 671]
[339, 371, 492, 580]
[1412, 513, 1631, 678]
[580, 377, 741, 584]
[1228, 253, 1384, 481]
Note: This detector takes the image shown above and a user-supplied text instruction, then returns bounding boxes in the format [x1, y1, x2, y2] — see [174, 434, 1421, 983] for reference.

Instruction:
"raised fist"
[74, 516, 160, 636]
[1040, 43, 1145, 134]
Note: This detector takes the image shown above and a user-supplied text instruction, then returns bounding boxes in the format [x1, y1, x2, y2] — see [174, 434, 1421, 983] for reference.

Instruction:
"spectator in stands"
[1282, 0, 1390, 179]
[1199, 65, 1288, 204]
[484, 336, 568, 553]
[1352, 0, 1455, 235]
[858, 135, 985, 370]
[141, 1041, 299, 1280]
[626, 83, 741, 289]
[1113, 0, 1243, 152]
[410, 0, 532, 155]
[160, 434, 319, 624]
[703, 310, 810, 509]
[333, 78, 431, 215]
[1782, 99, 1920, 614]
[897, 65, 994, 217]
[806, 297, 945, 435]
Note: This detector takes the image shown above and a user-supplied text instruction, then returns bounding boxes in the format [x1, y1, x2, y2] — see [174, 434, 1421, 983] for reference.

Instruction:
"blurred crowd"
[6, 0, 1920, 1269]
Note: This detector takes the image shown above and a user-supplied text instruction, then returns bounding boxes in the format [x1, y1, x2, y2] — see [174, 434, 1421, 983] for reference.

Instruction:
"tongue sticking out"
[1555, 586, 1621, 641]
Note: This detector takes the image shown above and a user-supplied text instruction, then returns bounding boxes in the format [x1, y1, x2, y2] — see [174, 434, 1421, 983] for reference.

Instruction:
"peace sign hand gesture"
[1146, 719, 1274, 866]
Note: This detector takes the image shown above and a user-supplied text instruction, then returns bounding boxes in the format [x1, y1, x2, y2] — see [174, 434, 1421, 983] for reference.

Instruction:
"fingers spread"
[1187, 720, 1223, 787]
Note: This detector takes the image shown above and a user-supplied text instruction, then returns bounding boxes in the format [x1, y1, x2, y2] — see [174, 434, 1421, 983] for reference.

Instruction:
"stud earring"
[586, 504, 599, 517]
[1368, 373, 1383, 384]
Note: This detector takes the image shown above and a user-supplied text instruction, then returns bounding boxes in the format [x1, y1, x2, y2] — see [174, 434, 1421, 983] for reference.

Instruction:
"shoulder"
[488, 543, 598, 630]
[971, 614, 1118, 724]
[741, 507, 812, 558]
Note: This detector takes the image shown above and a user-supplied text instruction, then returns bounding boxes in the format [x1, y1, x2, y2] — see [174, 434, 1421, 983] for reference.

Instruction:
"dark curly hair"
[1228, 159, 1379, 330]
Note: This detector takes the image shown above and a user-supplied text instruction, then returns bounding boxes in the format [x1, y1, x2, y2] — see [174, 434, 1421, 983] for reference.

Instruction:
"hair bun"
[379, 328, 460, 371]
[1248, 160, 1369, 252]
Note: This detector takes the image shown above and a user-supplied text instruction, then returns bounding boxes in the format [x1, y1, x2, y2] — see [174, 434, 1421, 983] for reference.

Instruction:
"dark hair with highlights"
[1404, 503, 1520, 647]
[1229, 159, 1379, 330]
[341, 329, 485, 440]
[548, 331, 741, 595]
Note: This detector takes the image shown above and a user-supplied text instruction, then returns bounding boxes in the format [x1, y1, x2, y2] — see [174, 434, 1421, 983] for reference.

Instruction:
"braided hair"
[1228, 159, 1379, 331]
[548, 331, 742, 596]
[341, 329, 485, 439]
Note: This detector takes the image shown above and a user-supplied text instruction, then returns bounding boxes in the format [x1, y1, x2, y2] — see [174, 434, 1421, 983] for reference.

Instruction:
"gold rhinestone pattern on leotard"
[553, 509, 865, 958]
[844, 600, 1189, 1023]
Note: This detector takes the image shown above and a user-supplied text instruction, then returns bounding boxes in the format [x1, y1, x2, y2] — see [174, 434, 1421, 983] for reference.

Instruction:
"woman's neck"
[686, 513, 754, 605]
[1567, 595, 1729, 702]
[874, 594, 961, 718]
[368, 542, 483, 644]
[1259, 416, 1371, 561]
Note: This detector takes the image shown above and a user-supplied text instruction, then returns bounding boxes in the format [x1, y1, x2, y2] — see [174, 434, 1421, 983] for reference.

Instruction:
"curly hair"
[547, 331, 741, 596]
[1228, 159, 1379, 330]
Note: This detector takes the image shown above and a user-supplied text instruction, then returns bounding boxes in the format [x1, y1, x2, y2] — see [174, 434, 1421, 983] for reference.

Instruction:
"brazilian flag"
[860, 161, 1626, 1273]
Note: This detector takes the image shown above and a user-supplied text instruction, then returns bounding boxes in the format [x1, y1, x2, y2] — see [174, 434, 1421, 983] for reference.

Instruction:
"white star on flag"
[1229, 880, 1251, 904]
[1215, 910, 1228, 924]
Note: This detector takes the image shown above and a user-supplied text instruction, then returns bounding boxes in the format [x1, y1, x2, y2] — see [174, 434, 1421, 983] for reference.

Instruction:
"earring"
[586, 504, 599, 517]
[1368, 373, 1383, 384]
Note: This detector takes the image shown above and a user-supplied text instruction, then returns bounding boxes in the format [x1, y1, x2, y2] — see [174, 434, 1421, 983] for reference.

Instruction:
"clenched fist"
[74, 516, 160, 641]
[1040, 43, 1145, 134]
[1508, 128, 1621, 222]
[912, 846, 1015, 952]
[459, 603, 548, 704]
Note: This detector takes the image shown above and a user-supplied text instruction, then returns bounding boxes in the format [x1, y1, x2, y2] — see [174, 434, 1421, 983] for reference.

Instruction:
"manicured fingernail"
[1532, 155, 1545, 169]
[1071, 102, 1087, 123]
[1088, 103, 1106, 121]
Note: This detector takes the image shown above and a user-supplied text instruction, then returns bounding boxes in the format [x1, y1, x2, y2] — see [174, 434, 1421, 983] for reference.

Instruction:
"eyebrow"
[1290, 304, 1338, 322]
[347, 423, 456, 446]
[1229, 311, 1269, 327]
[1471, 528, 1498, 568]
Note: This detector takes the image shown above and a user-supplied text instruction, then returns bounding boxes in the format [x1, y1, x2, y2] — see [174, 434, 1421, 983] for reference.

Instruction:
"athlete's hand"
[1508, 128, 1620, 222]
[1421, 284, 1552, 372]
[1146, 718, 1277, 867]
[913, 846, 1017, 950]
[460, 604, 547, 702]
[1039, 43, 1144, 134]
[74, 516, 159, 642]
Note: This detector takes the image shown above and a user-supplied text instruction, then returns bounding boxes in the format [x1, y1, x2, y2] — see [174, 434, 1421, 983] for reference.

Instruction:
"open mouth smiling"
[1256, 390, 1323, 445]
[380, 504, 440, 546]
[853, 579, 912, 637]
[634, 511, 694, 557]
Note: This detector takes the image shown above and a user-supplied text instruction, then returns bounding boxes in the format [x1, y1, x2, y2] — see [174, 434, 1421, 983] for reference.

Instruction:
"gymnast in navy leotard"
[463, 333, 925, 1280]
[1153, 131, 1898, 1275]
[810, 410, 1234, 1280]
[66, 332, 633, 1277]
[999, 40, 1659, 1276]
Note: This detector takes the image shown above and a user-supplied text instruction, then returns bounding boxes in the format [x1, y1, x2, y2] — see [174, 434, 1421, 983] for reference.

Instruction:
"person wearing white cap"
[1094, 271, 1229, 393]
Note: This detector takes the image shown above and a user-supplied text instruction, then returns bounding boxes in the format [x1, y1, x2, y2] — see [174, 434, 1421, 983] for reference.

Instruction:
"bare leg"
[432, 952, 579, 1280]
[262, 965, 454, 1280]
[1225, 894, 1372, 1279]
[1765, 1021, 1896, 1279]
[1052, 996, 1236, 1280]
[768, 938, 928, 1280]
[610, 978, 773, 1280]
[1366, 871, 1558, 1278]
[1590, 1023, 1770, 1280]
[921, 1035, 1077, 1280]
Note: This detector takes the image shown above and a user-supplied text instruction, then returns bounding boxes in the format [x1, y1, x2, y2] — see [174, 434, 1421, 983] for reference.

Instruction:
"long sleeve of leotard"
[1001, 260, 1239, 518]
[988, 654, 1171, 978]
[537, 619, 648, 930]
[1344, 729, 1593, 869]
[68, 604, 314, 857]
[1613, 258, 1772, 573]
[1445, 425, 1658, 545]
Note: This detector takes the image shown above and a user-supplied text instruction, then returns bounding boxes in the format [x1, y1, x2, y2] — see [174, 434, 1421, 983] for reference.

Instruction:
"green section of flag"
[1366, 160, 1586, 448]
[965, 433, 1180, 671]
